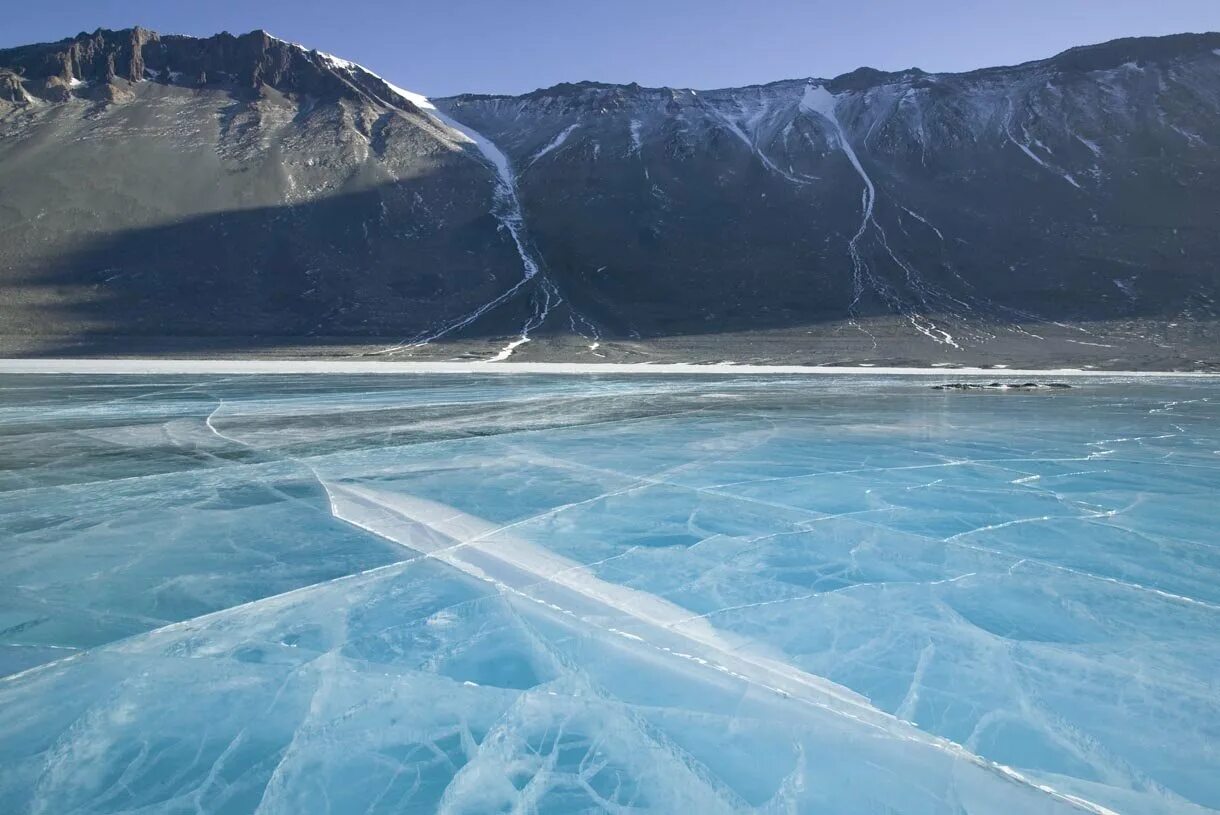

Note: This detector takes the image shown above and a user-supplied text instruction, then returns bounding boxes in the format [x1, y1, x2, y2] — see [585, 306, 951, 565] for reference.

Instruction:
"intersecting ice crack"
[432, 671, 749, 814]
[11, 378, 1219, 813]
[665, 571, 980, 630]
[36, 378, 225, 419]
[496, 443, 1220, 613]
[318, 481, 1119, 814]
[204, 398, 249, 447]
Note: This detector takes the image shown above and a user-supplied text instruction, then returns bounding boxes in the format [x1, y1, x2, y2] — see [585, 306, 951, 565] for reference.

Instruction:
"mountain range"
[1, 27, 1218, 367]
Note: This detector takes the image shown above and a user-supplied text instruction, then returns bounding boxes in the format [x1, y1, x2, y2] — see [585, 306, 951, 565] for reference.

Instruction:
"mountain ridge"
[1, 26, 1218, 367]
[442, 29, 1220, 99]
[5, 26, 1218, 101]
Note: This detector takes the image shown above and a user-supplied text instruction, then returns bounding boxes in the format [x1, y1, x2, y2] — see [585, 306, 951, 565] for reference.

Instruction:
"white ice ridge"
[323, 482, 1117, 815]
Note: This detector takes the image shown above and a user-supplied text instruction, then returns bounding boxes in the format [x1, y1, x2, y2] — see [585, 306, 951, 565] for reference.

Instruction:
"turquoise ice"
[1, 373, 1217, 814]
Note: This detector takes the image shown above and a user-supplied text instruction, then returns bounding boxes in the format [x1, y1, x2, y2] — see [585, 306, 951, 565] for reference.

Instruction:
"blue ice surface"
[1, 372, 1218, 814]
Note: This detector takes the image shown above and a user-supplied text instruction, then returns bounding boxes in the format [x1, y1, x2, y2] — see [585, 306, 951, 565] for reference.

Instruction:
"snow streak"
[1003, 98, 1082, 188]
[800, 85, 961, 349]
[305, 53, 600, 357]
[527, 124, 579, 167]
[628, 119, 643, 155]
[703, 97, 813, 185]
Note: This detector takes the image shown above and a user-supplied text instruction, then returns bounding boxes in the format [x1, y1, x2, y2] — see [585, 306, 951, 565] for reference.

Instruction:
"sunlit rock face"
[0, 28, 531, 344]
[1, 372, 1217, 814]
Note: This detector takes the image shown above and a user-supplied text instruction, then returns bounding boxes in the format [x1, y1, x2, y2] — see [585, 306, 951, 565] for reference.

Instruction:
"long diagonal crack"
[321, 480, 1117, 815]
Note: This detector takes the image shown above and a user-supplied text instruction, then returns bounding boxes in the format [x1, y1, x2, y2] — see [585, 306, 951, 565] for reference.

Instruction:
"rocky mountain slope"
[0, 29, 545, 352]
[1, 27, 1218, 366]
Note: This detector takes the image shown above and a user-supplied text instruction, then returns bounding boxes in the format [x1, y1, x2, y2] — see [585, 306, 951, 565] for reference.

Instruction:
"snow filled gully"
[323, 480, 1117, 815]
[799, 84, 964, 350]
[350, 81, 597, 358]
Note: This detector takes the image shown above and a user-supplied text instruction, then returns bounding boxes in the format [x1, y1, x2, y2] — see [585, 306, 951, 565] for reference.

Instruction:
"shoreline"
[0, 358, 1217, 377]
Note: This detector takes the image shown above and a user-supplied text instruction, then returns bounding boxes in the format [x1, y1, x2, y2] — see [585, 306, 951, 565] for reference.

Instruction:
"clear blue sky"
[4, 0, 1218, 97]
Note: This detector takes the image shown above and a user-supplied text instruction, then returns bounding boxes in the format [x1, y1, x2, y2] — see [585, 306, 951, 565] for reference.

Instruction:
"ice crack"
[319, 483, 1119, 815]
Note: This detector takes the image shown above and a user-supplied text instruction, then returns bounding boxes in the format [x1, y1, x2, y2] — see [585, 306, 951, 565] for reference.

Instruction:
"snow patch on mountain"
[899, 206, 945, 242]
[528, 124, 579, 166]
[313, 51, 537, 272]
[395, 94, 546, 349]
[705, 94, 811, 185]
[1076, 135, 1103, 157]
[295, 42, 553, 353]
[1003, 99, 1082, 188]
[800, 84, 875, 302]
[799, 83, 962, 349]
[798, 83, 838, 121]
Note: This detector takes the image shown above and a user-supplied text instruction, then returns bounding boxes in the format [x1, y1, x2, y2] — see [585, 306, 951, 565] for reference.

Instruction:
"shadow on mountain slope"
[2, 172, 1217, 360]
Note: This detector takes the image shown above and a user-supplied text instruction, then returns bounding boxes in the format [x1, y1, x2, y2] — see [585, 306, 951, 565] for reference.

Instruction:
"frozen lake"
[1, 373, 1217, 814]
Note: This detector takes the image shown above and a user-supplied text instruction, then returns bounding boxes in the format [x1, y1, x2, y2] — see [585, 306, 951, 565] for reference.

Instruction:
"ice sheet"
[1, 373, 1217, 814]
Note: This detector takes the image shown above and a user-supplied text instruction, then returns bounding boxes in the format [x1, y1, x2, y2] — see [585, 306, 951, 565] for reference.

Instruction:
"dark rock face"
[0, 27, 157, 84]
[436, 33, 1220, 344]
[0, 27, 1218, 364]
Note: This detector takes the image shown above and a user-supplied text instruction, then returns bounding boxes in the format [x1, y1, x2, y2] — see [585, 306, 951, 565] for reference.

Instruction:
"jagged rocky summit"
[1, 27, 1218, 367]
